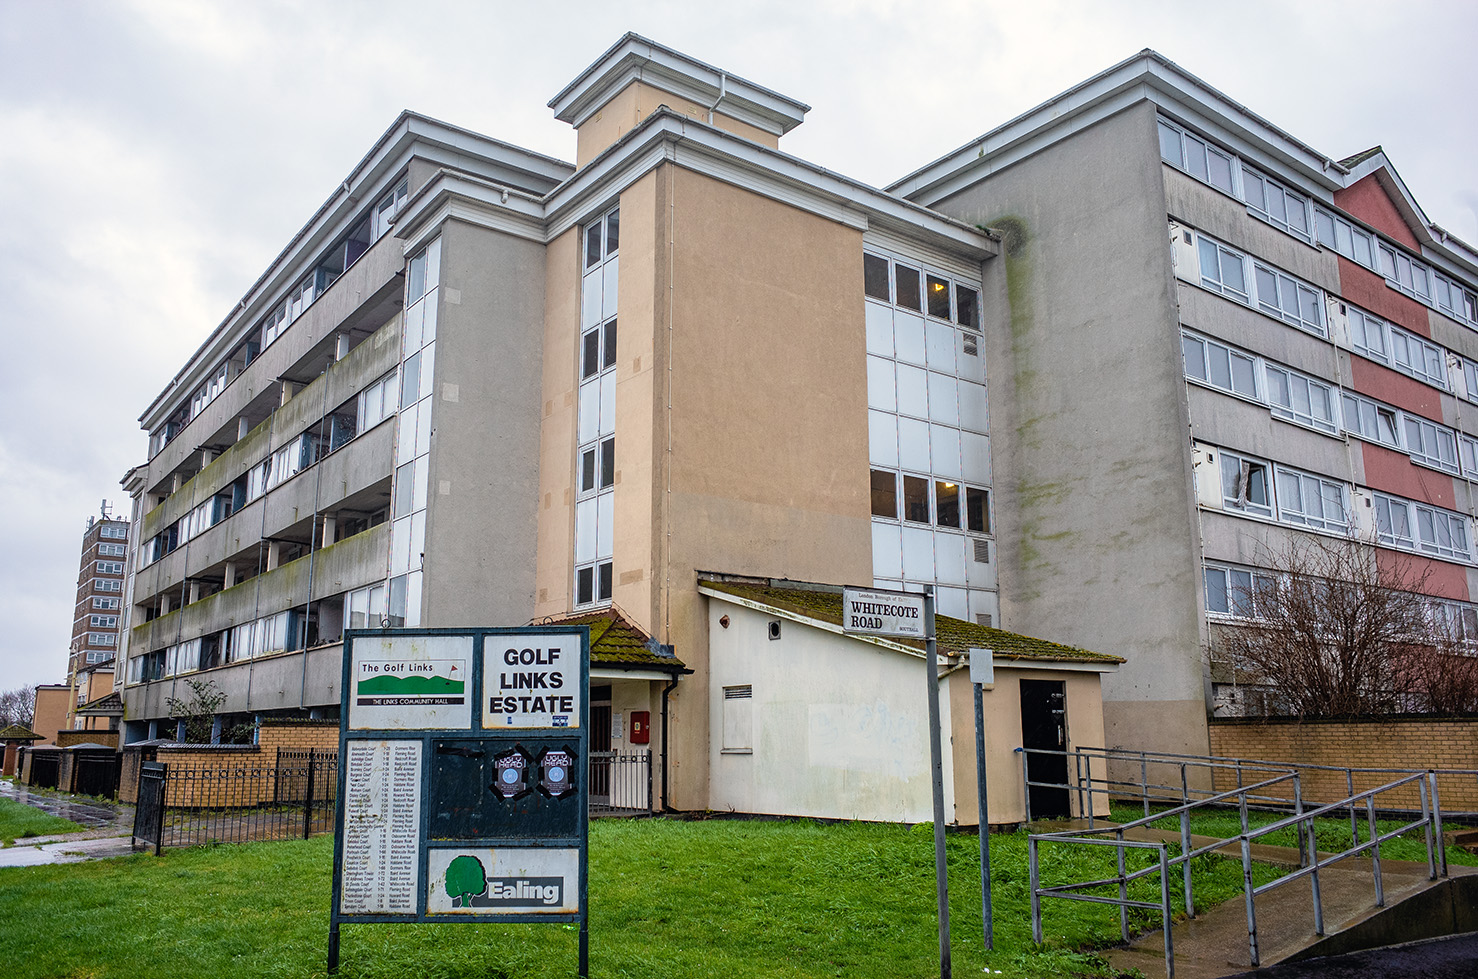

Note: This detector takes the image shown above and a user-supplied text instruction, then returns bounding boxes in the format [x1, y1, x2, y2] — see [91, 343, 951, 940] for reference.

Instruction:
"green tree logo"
[445, 855, 488, 907]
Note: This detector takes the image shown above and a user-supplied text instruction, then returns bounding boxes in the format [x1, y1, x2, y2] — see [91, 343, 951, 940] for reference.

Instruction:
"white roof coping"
[549, 32, 809, 137]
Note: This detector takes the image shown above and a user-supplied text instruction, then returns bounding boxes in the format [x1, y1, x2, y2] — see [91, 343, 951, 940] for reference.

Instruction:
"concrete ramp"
[1105, 857, 1478, 979]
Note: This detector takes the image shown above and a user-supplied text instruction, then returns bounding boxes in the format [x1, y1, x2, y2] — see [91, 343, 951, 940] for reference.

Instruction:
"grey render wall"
[421, 218, 546, 627]
[928, 101, 1211, 757]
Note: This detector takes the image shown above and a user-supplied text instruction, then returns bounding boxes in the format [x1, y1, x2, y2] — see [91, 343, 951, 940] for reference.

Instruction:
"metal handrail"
[1027, 767, 1448, 975]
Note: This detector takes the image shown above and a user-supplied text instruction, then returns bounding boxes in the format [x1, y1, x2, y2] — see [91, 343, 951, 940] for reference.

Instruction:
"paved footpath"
[1220, 930, 1478, 978]
[0, 780, 138, 866]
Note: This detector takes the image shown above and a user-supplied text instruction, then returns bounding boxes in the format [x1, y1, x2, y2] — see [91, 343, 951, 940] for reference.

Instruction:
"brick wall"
[56, 730, 119, 748]
[258, 720, 338, 756]
[1209, 717, 1478, 811]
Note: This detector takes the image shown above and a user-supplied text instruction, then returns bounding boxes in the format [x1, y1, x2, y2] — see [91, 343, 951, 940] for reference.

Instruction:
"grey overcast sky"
[2, 0, 1475, 690]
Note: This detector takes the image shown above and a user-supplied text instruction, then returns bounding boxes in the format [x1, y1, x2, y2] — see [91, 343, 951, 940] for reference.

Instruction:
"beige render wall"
[948, 667, 1110, 826]
[534, 227, 582, 618]
[661, 166, 874, 808]
[575, 81, 778, 168]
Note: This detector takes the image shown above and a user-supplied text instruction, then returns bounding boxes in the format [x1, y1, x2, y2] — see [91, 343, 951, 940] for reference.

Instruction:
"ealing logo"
[445, 854, 564, 908]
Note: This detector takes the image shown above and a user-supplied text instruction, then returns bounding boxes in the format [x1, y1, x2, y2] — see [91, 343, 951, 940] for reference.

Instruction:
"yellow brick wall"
[56, 730, 119, 748]
[1208, 718, 1478, 811]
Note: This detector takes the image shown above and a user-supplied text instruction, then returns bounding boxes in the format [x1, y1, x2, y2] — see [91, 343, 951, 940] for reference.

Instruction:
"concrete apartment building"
[116, 37, 1478, 810]
[65, 509, 129, 732]
[891, 51, 1478, 759]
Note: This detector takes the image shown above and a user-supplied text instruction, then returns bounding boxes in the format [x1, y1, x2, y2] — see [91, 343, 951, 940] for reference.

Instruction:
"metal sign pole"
[974, 678, 993, 951]
[923, 588, 951, 979]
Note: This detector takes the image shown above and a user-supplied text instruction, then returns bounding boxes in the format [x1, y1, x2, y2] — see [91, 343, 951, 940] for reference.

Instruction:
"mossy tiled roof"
[78, 691, 123, 713]
[699, 578, 1123, 665]
[0, 725, 42, 740]
[537, 609, 688, 671]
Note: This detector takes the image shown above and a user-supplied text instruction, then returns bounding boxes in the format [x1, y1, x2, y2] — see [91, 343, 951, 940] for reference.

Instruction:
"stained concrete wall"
[421, 219, 547, 627]
[928, 102, 1211, 760]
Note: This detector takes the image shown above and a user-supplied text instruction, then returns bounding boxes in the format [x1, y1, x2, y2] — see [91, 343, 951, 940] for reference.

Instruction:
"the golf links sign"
[329, 626, 590, 975]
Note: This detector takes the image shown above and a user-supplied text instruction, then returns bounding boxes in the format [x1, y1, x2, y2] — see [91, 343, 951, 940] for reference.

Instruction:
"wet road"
[1220, 932, 1478, 978]
[0, 781, 124, 829]
[0, 780, 137, 866]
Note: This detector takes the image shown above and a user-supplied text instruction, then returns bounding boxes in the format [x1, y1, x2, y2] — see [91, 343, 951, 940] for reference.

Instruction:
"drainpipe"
[660, 673, 681, 812]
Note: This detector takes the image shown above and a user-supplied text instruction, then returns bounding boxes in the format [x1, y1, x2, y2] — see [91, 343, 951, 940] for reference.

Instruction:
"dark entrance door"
[590, 699, 612, 805]
[1020, 679, 1070, 819]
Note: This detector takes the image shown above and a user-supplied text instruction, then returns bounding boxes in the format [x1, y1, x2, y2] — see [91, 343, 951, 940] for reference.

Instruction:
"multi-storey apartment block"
[117, 37, 1478, 809]
[65, 509, 129, 731]
[892, 50, 1478, 760]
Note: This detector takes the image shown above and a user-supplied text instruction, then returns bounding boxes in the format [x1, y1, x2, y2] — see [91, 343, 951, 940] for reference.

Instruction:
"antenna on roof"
[100, 499, 112, 520]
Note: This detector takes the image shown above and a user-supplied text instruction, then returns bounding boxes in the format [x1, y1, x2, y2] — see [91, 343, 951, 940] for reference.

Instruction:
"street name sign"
[841, 587, 927, 638]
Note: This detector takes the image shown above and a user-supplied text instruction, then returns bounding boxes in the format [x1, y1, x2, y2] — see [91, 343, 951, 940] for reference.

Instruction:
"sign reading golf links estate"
[329, 627, 590, 976]
[841, 586, 927, 638]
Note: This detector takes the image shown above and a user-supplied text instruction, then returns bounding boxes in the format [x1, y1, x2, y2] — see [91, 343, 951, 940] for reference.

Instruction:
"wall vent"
[973, 539, 990, 563]
[962, 335, 979, 357]
[975, 614, 993, 628]
[724, 685, 753, 700]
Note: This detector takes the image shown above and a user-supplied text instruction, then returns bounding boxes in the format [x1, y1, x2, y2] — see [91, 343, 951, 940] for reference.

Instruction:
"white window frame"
[1273, 465, 1347, 532]
[1341, 391, 1402, 449]
[1264, 363, 1337, 434]
[1220, 450, 1274, 519]
[1401, 413, 1460, 475]
[1181, 331, 1259, 401]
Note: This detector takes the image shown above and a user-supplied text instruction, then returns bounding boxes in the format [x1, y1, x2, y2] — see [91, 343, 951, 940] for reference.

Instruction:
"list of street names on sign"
[340, 740, 421, 914]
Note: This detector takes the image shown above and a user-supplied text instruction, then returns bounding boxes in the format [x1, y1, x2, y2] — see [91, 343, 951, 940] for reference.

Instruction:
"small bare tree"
[165, 678, 254, 744]
[0, 685, 36, 728]
[1214, 536, 1478, 717]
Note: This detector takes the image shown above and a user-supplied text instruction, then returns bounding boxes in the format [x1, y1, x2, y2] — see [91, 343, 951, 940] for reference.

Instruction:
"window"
[1401, 413, 1460, 474]
[407, 240, 441, 307]
[1241, 164, 1311, 242]
[96, 560, 124, 575]
[1416, 504, 1469, 560]
[582, 319, 617, 380]
[1264, 364, 1336, 433]
[1435, 272, 1478, 329]
[1462, 435, 1478, 479]
[902, 475, 929, 523]
[864, 251, 982, 330]
[864, 254, 890, 301]
[95, 578, 121, 592]
[876, 469, 989, 535]
[575, 560, 613, 606]
[1388, 325, 1447, 389]
[371, 178, 409, 240]
[100, 525, 127, 539]
[85, 651, 113, 665]
[585, 207, 619, 269]
[1341, 392, 1401, 449]
[89, 614, 118, 628]
[1204, 564, 1277, 618]
[1158, 120, 1236, 195]
[98, 542, 126, 556]
[895, 263, 921, 311]
[1347, 308, 1388, 362]
[1252, 263, 1324, 336]
[92, 596, 120, 610]
[1273, 466, 1346, 532]
[1181, 332, 1258, 399]
[344, 583, 387, 631]
[87, 632, 117, 646]
[1197, 236, 1248, 299]
[870, 469, 898, 518]
[1219, 451, 1272, 518]
[356, 371, 398, 435]
[578, 437, 616, 495]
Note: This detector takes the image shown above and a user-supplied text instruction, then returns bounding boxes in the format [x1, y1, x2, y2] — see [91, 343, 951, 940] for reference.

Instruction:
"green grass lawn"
[0, 816, 1270, 979]
[0, 798, 84, 846]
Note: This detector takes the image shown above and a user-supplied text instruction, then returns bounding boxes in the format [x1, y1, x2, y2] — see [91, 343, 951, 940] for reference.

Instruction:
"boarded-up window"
[722, 685, 752, 754]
